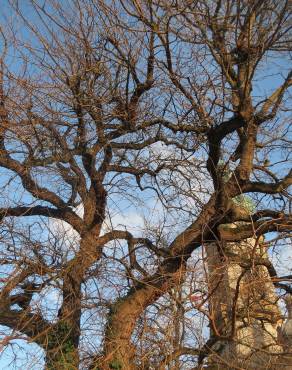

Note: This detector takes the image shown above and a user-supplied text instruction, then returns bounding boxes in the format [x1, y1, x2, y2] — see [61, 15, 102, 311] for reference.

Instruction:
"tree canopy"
[0, 1, 291, 369]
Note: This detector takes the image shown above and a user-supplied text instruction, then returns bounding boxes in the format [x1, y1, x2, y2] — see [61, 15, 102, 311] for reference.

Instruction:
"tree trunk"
[45, 278, 81, 370]
[45, 323, 80, 370]
[44, 230, 102, 369]
[102, 290, 156, 369]
[205, 227, 283, 369]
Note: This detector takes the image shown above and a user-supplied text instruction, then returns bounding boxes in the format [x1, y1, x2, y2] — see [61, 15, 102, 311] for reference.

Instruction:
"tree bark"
[45, 229, 103, 369]
[205, 231, 283, 369]
[45, 322, 80, 370]
[101, 286, 161, 369]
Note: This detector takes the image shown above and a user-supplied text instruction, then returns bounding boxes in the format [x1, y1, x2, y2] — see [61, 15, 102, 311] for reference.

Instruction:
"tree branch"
[243, 169, 292, 194]
[0, 205, 83, 233]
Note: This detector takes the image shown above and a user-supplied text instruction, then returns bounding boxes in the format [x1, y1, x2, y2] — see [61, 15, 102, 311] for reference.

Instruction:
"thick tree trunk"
[45, 323, 80, 370]
[101, 288, 159, 369]
[205, 227, 283, 369]
[45, 278, 81, 370]
[99, 255, 191, 369]
[98, 200, 217, 369]
[44, 229, 102, 370]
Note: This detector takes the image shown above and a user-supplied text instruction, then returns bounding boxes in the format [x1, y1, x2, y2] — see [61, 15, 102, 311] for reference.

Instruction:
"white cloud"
[48, 204, 84, 249]
[102, 211, 145, 235]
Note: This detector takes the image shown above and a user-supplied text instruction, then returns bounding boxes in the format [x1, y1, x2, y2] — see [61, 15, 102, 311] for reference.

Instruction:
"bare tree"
[0, 0, 291, 369]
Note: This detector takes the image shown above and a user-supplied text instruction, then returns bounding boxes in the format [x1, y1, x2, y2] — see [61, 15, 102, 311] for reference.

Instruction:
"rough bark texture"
[206, 229, 283, 369]
[45, 323, 80, 370]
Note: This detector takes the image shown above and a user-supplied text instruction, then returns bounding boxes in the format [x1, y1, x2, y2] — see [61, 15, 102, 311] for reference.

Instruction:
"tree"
[0, 0, 291, 369]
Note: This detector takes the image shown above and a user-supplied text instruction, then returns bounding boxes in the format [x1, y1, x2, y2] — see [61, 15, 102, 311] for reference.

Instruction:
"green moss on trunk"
[46, 322, 79, 370]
